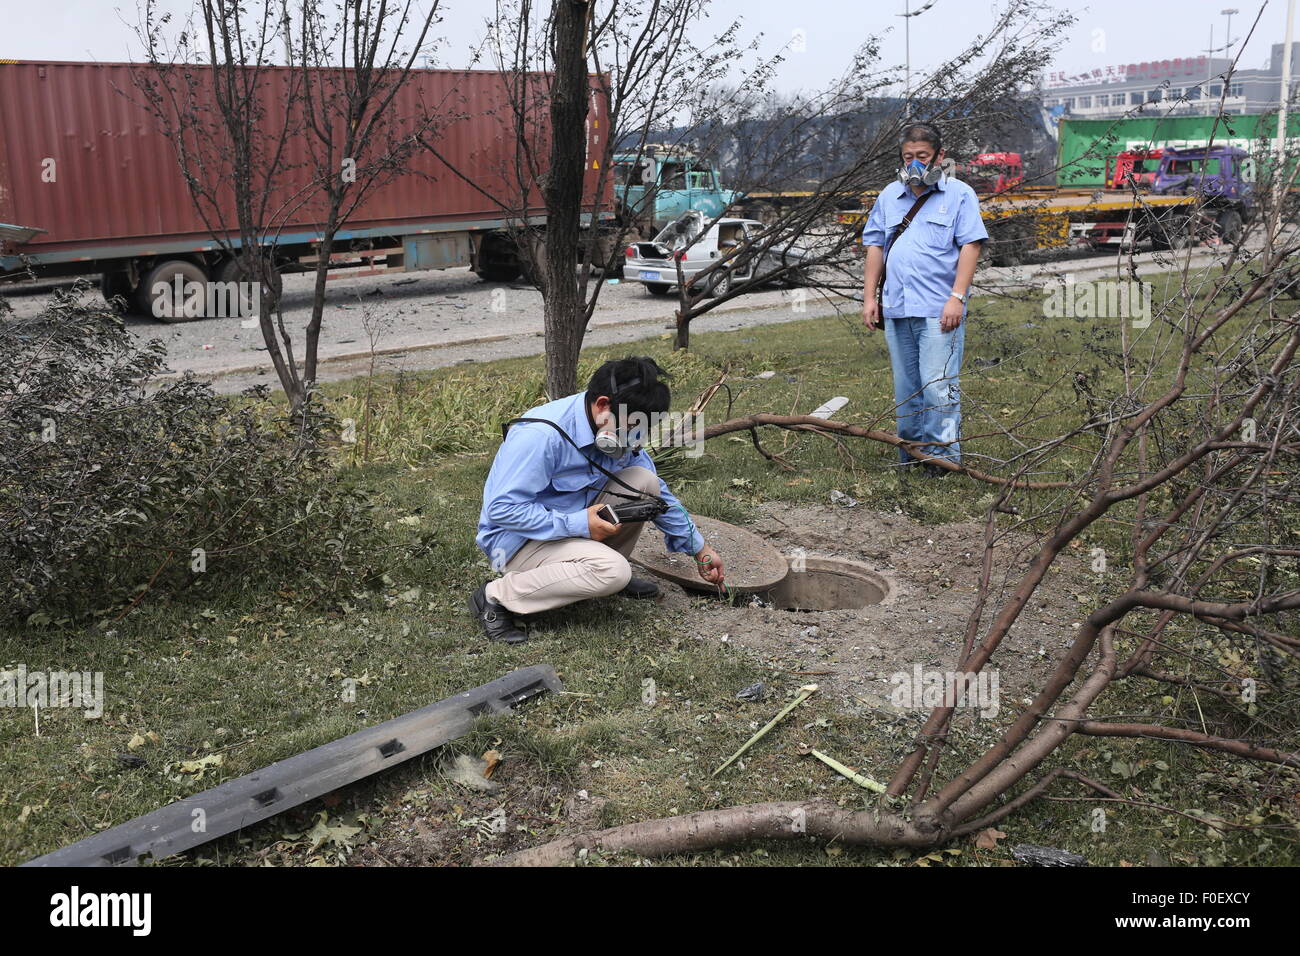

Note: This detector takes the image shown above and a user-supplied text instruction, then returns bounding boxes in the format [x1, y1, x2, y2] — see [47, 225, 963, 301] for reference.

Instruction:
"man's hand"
[695, 544, 725, 588]
[585, 504, 620, 542]
[940, 295, 965, 333]
[863, 297, 881, 331]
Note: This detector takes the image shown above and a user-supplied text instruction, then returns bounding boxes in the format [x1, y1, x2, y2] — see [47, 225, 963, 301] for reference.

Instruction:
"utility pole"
[1276, 0, 1296, 216]
[897, 0, 938, 110]
[1222, 8, 1238, 60]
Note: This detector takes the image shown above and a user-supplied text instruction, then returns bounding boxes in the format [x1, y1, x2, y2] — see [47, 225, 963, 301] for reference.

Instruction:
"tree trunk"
[540, 0, 591, 398]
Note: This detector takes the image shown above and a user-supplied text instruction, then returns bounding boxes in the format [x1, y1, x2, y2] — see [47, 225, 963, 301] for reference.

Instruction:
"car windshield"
[1168, 157, 1221, 176]
[653, 211, 705, 249]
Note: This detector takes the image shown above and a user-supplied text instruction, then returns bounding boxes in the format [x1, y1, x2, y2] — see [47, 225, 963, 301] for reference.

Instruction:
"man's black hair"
[586, 356, 671, 416]
[899, 122, 942, 156]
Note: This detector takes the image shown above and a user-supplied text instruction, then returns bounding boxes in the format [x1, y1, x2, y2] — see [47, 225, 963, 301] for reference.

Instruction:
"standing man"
[470, 356, 725, 644]
[861, 122, 987, 476]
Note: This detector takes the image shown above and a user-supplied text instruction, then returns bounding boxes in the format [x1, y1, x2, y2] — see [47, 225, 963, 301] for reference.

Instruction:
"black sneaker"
[468, 583, 528, 644]
[923, 462, 953, 479]
[620, 576, 661, 599]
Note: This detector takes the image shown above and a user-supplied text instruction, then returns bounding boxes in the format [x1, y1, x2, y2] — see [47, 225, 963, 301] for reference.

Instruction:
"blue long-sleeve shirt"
[476, 392, 706, 570]
[861, 176, 988, 319]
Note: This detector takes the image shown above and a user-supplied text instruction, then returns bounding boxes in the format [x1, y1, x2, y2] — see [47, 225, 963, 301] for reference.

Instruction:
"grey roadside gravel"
[4, 266, 855, 393]
[2, 244, 1232, 394]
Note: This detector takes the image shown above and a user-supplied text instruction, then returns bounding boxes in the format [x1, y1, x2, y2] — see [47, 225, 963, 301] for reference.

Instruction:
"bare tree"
[133, 0, 442, 414]
[661, 0, 1074, 349]
[427, 0, 770, 397]
[495, 213, 1300, 863]
[488, 8, 1300, 865]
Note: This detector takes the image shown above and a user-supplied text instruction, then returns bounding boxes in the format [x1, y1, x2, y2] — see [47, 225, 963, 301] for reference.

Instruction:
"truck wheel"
[100, 271, 133, 313]
[137, 260, 209, 321]
[1215, 210, 1244, 246]
[988, 221, 1028, 267]
[474, 232, 522, 282]
[217, 256, 282, 317]
[645, 282, 674, 296]
[1154, 213, 1194, 251]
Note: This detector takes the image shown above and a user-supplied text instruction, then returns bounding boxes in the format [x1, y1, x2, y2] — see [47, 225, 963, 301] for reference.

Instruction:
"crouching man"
[470, 356, 726, 644]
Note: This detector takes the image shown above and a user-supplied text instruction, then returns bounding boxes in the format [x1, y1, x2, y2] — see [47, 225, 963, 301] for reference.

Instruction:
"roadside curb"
[166, 291, 810, 383]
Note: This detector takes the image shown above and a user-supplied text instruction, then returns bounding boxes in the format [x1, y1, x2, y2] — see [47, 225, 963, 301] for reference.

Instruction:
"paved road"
[2, 243, 1233, 394]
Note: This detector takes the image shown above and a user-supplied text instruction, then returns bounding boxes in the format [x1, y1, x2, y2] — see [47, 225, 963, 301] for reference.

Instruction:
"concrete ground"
[1, 242, 1235, 394]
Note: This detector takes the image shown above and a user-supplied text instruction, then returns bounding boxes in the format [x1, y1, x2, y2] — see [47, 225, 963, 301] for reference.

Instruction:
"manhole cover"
[632, 515, 789, 594]
[762, 556, 892, 610]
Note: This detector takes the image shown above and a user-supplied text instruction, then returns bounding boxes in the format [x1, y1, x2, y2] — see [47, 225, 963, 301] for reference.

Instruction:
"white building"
[1041, 42, 1299, 119]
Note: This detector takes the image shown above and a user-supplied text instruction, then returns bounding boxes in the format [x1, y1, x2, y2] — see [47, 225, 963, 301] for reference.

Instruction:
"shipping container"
[0, 60, 613, 317]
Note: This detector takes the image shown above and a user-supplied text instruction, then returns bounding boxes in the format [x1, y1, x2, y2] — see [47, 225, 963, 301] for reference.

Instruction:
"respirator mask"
[592, 367, 653, 456]
[595, 403, 647, 456]
[898, 158, 943, 188]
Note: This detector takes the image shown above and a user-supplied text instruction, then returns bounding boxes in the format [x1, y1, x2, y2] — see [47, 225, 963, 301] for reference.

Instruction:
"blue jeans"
[883, 316, 965, 464]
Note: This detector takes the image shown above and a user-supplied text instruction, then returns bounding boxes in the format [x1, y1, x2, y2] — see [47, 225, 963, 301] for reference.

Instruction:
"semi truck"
[611, 145, 739, 236]
[1105, 148, 1163, 189]
[960, 153, 1026, 195]
[0, 60, 613, 319]
[1056, 114, 1300, 188]
[837, 143, 1258, 265]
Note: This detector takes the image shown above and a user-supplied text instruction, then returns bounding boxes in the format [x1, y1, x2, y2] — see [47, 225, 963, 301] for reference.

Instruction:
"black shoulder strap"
[878, 188, 937, 306]
[886, 189, 935, 258]
[500, 417, 663, 504]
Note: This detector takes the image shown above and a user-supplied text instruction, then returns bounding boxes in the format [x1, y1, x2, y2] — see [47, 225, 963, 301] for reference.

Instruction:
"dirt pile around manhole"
[653, 502, 1093, 711]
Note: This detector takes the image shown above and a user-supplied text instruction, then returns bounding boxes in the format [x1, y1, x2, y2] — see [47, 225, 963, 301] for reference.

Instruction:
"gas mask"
[595, 404, 647, 456]
[898, 158, 943, 188]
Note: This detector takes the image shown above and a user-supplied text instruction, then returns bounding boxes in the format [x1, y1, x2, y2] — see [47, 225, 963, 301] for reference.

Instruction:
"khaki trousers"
[485, 466, 661, 614]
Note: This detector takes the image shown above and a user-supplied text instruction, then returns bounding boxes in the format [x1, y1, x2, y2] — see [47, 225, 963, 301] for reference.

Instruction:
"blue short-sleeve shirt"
[861, 176, 988, 320]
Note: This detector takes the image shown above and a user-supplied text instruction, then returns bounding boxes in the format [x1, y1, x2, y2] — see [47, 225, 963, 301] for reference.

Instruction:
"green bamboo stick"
[712, 683, 818, 777]
[809, 749, 886, 793]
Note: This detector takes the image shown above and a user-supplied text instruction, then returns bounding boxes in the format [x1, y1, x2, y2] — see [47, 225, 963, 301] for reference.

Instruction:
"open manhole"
[633, 516, 893, 611]
[761, 556, 893, 611]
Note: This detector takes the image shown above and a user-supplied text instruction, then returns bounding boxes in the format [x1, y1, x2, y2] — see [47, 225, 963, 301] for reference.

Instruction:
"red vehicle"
[1105, 148, 1163, 189]
[0, 60, 612, 317]
[962, 152, 1024, 195]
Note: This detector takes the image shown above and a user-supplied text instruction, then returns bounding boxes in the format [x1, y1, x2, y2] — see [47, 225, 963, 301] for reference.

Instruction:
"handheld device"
[596, 499, 669, 526]
[609, 498, 670, 523]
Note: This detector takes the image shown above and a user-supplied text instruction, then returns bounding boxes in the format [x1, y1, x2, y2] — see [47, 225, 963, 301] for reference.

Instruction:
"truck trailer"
[837, 144, 1258, 265]
[0, 60, 613, 319]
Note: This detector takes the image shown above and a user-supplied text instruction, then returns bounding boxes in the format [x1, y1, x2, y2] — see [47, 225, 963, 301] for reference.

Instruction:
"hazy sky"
[3, 0, 1294, 91]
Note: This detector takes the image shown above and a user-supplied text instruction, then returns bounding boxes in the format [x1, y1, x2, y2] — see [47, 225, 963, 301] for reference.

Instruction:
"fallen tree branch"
[1075, 721, 1300, 766]
[487, 800, 935, 866]
[701, 414, 1070, 488]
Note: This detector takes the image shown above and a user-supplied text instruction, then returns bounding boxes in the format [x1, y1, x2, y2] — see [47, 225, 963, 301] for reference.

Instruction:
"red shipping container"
[0, 60, 611, 266]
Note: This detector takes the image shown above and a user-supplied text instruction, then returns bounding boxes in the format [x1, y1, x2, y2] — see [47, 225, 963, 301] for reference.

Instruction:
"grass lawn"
[3, 282, 1297, 867]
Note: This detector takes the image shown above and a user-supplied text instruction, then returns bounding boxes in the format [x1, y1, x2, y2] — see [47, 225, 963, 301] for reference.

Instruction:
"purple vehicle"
[1152, 145, 1255, 245]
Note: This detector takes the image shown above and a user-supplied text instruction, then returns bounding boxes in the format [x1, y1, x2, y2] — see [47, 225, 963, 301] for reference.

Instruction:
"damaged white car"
[622, 210, 813, 297]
